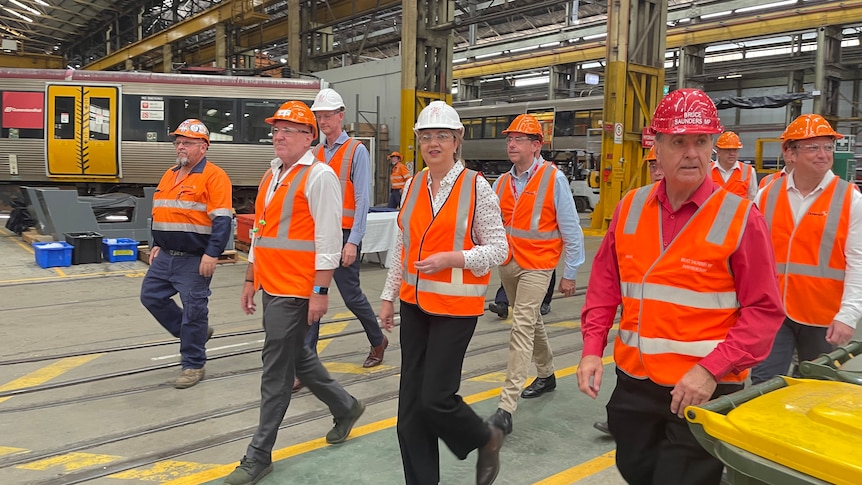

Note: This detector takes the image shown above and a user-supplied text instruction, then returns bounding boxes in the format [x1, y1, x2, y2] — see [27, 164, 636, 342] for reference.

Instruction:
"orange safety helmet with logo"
[502, 113, 544, 143]
[170, 119, 210, 145]
[265, 101, 318, 139]
[779, 114, 843, 149]
[616, 89, 750, 385]
[715, 131, 743, 149]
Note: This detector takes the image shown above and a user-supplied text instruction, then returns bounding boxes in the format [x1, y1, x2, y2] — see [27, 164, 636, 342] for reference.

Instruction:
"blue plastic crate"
[33, 241, 73, 268]
[102, 238, 139, 262]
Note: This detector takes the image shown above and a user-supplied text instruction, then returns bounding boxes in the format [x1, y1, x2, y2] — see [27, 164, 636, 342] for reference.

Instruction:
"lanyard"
[509, 163, 538, 201]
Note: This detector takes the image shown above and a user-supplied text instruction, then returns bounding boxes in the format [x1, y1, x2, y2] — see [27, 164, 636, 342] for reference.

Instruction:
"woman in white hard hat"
[378, 101, 508, 485]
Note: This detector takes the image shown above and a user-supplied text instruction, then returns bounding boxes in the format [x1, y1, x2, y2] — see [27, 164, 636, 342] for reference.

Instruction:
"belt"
[167, 250, 199, 257]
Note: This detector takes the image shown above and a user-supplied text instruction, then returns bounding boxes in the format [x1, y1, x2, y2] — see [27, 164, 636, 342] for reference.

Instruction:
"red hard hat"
[502, 114, 544, 143]
[715, 131, 743, 149]
[650, 88, 723, 135]
[266, 101, 318, 139]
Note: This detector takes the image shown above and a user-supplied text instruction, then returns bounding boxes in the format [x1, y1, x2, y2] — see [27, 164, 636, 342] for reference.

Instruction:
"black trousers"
[397, 302, 490, 485]
[607, 369, 742, 485]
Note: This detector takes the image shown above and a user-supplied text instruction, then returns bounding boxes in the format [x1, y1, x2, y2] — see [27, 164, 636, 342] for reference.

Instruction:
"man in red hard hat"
[751, 114, 862, 384]
[141, 119, 233, 389]
[711, 131, 757, 200]
[577, 88, 784, 485]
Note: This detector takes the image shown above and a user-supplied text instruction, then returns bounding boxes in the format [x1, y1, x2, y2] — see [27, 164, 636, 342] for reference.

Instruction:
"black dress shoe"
[520, 374, 556, 399]
[487, 408, 513, 435]
[476, 423, 504, 485]
[487, 302, 508, 319]
[593, 420, 610, 435]
[540, 303, 551, 315]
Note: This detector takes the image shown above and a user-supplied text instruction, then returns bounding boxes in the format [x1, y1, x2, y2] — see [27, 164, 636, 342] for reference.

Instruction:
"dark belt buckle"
[168, 250, 188, 257]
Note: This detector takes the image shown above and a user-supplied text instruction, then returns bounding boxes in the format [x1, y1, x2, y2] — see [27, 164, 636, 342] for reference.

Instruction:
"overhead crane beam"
[453, 1, 862, 79]
[0, 52, 65, 69]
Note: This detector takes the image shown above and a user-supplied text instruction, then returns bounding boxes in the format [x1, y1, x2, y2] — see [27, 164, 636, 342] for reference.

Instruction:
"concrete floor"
[0, 220, 629, 485]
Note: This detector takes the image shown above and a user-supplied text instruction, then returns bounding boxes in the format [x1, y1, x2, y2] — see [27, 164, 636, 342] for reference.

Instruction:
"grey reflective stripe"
[315, 139, 361, 195]
[621, 282, 739, 309]
[508, 165, 561, 240]
[740, 165, 750, 182]
[417, 271, 488, 297]
[618, 329, 723, 358]
[210, 208, 233, 218]
[452, 170, 477, 250]
[152, 221, 212, 234]
[400, 171, 426, 281]
[154, 199, 207, 212]
[343, 209, 355, 217]
[495, 173, 509, 199]
[762, 179, 783, 232]
[705, 193, 743, 245]
[254, 165, 316, 252]
[623, 186, 653, 235]
[779, 262, 845, 280]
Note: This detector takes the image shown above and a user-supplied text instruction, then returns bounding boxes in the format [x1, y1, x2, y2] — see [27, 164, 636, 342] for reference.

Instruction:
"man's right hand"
[149, 246, 160, 265]
[241, 282, 257, 315]
[576, 355, 604, 399]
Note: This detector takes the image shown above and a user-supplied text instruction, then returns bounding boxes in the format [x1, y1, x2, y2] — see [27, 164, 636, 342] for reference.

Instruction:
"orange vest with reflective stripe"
[152, 162, 231, 237]
[758, 176, 851, 326]
[758, 170, 784, 190]
[398, 168, 490, 316]
[313, 139, 360, 229]
[711, 163, 754, 199]
[495, 162, 563, 270]
[390, 163, 411, 190]
[614, 185, 751, 385]
[252, 164, 317, 297]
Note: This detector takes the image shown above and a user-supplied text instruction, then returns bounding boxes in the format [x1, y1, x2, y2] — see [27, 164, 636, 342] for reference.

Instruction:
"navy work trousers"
[305, 229, 384, 352]
[751, 316, 832, 384]
[388, 188, 403, 209]
[140, 251, 210, 369]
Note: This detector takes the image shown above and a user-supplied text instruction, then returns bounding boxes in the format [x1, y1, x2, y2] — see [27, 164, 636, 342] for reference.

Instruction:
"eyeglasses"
[173, 140, 205, 147]
[271, 127, 311, 136]
[505, 136, 535, 144]
[794, 142, 835, 153]
[315, 109, 343, 121]
[418, 132, 455, 143]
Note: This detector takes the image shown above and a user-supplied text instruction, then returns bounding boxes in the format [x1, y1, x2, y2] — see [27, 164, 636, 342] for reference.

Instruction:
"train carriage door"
[45, 84, 120, 180]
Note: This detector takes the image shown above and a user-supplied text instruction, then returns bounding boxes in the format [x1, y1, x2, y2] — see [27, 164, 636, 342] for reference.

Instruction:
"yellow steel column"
[215, 23, 227, 69]
[400, 0, 454, 173]
[590, 0, 666, 232]
[288, 0, 301, 76]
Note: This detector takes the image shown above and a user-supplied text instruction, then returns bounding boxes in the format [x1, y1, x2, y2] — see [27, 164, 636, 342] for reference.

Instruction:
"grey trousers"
[246, 291, 355, 464]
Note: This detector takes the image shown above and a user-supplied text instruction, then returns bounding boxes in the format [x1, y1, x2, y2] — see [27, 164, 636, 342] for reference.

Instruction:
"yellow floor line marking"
[546, 319, 581, 328]
[533, 450, 617, 484]
[17, 452, 120, 471]
[0, 446, 27, 457]
[161, 356, 616, 485]
[469, 371, 508, 383]
[9, 235, 36, 254]
[53, 267, 67, 277]
[316, 319, 350, 354]
[323, 361, 397, 374]
[0, 354, 102, 404]
[110, 460, 222, 481]
[0, 269, 146, 285]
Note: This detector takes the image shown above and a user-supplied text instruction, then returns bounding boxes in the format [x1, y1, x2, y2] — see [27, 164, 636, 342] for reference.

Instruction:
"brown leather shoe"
[292, 377, 302, 393]
[476, 423, 504, 485]
[362, 335, 389, 368]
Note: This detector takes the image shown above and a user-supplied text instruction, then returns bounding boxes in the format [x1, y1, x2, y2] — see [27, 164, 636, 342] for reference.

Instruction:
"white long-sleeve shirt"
[381, 161, 508, 302]
[755, 171, 862, 328]
[248, 150, 343, 271]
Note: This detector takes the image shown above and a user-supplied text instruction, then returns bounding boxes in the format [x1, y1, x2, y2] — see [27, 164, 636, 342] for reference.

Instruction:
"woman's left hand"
[414, 252, 456, 274]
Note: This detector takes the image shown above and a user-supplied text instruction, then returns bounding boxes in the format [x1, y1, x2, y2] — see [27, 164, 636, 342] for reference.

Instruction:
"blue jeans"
[305, 229, 385, 352]
[140, 251, 211, 369]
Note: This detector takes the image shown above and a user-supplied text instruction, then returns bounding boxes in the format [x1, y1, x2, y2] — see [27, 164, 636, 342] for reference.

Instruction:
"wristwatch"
[313, 286, 329, 295]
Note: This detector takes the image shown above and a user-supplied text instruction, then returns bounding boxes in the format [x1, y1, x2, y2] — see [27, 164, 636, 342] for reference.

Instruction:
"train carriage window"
[483, 116, 510, 139]
[88, 97, 111, 141]
[241, 100, 283, 144]
[122, 95, 168, 141]
[462, 118, 482, 140]
[53, 96, 76, 139]
[200, 99, 235, 142]
[168, 98, 202, 140]
[554, 110, 575, 137]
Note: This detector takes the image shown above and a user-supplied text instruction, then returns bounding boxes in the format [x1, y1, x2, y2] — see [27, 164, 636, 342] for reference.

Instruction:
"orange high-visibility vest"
[313, 139, 361, 229]
[390, 163, 411, 190]
[251, 164, 317, 297]
[711, 162, 755, 199]
[495, 162, 563, 270]
[398, 168, 490, 316]
[614, 185, 752, 385]
[758, 176, 852, 326]
[151, 161, 233, 237]
[759, 170, 784, 190]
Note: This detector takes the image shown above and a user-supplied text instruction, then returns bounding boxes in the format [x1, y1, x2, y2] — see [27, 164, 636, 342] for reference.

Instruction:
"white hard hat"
[311, 88, 346, 112]
[413, 101, 464, 135]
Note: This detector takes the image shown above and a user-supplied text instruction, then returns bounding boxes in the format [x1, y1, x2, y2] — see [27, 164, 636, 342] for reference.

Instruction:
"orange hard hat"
[265, 101, 318, 139]
[170, 119, 210, 145]
[644, 146, 657, 162]
[780, 114, 843, 147]
[502, 113, 544, 143]
[715, 131, 743, 149]
[389, 151, 402, 159]
[650, 88, 723, 135]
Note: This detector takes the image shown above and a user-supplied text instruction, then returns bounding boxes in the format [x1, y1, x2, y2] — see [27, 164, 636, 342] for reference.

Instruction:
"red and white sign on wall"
[2, 92, 45, 129]
[641, 127, 656, 148]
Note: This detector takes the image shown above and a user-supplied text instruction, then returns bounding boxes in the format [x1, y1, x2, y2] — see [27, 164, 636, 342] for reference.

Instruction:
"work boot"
[326, 398, 365, 444]
[174, 367, 205, 389]
[487, 302, 508, 319]
[223, 456, 273, 485]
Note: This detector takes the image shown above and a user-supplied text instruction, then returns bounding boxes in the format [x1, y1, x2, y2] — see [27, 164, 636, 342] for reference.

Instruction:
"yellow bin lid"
[688, 378, 862, 485]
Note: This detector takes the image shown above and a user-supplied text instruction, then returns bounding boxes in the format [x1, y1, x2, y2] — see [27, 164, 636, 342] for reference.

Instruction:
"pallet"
[136, 246, 238, 265]
[234, 239, 251, 254]
[22, 230, 55, 244]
